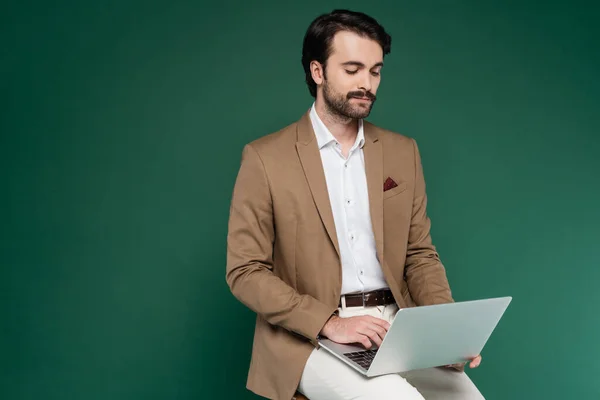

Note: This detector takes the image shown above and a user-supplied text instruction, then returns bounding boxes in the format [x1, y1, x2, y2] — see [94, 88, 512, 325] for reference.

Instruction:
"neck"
[314, 97, 358, 145]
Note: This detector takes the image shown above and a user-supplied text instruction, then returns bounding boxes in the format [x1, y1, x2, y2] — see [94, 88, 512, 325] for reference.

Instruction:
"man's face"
[318, 30, 384, 119]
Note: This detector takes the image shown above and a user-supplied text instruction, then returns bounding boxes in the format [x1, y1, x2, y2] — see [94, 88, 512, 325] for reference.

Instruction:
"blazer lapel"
[295, 111, 341, 259]
[363, 121, 385, 268]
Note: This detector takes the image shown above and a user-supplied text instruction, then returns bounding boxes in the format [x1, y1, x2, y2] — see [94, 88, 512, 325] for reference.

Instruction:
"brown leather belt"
[339, 289, 395, 308]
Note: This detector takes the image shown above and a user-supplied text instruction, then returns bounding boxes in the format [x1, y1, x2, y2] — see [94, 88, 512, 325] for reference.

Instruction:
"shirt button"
[344, 163, 348, 168]
[346, 199, 351, 205]
[360, 270, 364, 275]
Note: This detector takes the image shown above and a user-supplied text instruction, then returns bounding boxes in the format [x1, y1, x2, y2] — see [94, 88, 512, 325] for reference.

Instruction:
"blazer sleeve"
[404, 138, 455, 306]
[225, 143, 337, 345]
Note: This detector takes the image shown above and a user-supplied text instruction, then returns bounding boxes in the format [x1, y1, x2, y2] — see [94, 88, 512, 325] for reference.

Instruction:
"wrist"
[320, 312, 339, 336]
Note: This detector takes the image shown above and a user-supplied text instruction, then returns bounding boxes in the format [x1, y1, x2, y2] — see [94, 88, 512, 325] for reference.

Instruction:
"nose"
[358, 72, 372, 94]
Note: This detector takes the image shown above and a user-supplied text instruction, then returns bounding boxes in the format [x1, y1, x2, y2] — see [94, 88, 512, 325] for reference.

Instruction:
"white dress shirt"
[309, 103, 388, 295]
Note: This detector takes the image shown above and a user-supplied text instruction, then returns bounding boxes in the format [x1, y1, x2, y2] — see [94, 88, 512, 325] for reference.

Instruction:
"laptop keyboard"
[344, 349, 378, 369]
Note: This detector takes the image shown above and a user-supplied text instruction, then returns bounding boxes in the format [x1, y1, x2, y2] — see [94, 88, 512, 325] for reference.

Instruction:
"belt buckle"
[361, 292, 367, 307]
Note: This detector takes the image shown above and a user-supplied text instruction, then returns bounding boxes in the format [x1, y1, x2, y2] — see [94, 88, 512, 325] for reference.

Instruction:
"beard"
[322, 77, 377, 120]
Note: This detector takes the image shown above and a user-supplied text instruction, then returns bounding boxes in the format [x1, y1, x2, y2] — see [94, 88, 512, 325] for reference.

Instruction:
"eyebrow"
[341, 61, 384, 69]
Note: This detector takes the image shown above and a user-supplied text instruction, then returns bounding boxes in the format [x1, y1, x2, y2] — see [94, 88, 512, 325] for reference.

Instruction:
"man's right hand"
[319, 315, 391, 349]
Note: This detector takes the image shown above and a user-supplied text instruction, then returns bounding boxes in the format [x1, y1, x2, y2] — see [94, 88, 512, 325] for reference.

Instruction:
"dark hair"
[301, 9, 392, 98]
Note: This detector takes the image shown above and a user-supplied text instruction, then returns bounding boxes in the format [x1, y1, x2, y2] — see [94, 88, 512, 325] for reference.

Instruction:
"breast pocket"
[383, 181, 408, 200]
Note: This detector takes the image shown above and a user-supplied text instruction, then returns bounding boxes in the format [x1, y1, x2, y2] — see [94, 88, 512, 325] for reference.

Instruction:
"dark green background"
[2, 1, 599, 399]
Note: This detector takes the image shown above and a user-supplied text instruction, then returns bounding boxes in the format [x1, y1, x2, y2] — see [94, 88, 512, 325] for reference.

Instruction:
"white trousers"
[298, 304, 485, 400]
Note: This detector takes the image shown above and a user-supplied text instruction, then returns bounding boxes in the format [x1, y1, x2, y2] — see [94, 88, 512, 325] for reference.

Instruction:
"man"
[226, 9, 483, 400]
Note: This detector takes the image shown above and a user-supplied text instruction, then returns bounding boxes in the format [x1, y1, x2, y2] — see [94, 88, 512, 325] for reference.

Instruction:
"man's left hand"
[445, 355, 482, 371]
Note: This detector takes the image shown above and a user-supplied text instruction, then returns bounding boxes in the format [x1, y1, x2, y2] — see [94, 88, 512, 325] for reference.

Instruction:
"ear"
[310, 60, 325, 85]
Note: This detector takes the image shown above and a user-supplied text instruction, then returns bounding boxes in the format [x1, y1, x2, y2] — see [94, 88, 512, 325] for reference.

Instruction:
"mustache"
[347, 91, 376, 101]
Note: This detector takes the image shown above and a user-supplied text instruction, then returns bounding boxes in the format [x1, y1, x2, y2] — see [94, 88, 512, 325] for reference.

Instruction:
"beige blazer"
[226, 109, 455, 399]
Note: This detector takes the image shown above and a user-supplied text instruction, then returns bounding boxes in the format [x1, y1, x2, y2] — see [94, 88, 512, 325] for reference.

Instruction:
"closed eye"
[346, 69, 381, 76]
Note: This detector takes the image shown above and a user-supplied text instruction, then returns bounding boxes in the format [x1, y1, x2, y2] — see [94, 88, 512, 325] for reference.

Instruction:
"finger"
[364, 316, 391, 331]
[354, 320, 386, 341]
[366, 329, 384, 347]
[355, 333, 372, 349]
[470, 355, 482, 368]
[357, 328, 384, 347]
[365, 322, 388, 339]
[349, 329, 373, 349]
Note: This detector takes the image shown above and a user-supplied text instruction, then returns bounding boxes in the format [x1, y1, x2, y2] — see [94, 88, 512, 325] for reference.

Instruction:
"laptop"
[317, 296, 512, 377]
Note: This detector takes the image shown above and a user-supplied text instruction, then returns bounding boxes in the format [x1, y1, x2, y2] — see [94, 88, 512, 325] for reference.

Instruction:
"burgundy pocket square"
[383, 177, 398, 192]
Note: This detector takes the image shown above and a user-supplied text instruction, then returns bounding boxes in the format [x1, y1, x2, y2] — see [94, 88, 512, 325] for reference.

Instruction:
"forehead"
[328, 30, 384, 65]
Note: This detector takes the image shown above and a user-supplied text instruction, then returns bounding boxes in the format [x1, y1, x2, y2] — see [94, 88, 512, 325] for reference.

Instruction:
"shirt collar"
[309, 103, 365, 150]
